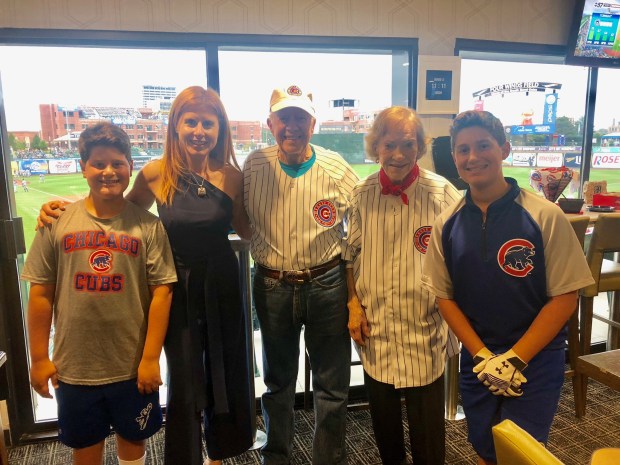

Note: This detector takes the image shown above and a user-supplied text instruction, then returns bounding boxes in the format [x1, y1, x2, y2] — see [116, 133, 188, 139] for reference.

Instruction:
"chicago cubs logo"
[312, 200, 337, 227]
[414, 226, 432, 254]
[497, 239, 535, 277]
[287, 85, 302, 96]
[89, 249, 112, 273]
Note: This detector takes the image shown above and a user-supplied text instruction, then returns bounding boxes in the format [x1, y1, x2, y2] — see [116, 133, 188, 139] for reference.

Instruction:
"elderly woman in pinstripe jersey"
[344, 106, 461, 465]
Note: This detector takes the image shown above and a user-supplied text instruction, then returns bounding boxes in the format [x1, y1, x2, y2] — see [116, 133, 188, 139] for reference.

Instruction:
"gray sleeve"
[22, 227, 57, 284]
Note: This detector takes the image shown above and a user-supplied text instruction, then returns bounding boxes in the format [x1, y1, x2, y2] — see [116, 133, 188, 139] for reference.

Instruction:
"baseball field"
[13, 166, 620, 256]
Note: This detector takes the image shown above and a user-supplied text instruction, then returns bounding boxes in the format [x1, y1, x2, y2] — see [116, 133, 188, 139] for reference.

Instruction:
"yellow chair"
[590, 448, 620, 465]
[576, 213, 620, 417]
[493, 420, 620, 465]
[492, 419, 563, 465]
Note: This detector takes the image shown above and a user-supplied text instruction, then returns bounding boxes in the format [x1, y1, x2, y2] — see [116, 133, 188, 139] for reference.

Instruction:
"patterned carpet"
[8, 379, 620, 464]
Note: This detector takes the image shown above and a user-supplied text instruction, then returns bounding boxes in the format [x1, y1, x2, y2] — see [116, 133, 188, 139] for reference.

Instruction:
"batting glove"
[472, 347, 495, 375]
[477, 349, 528, 397]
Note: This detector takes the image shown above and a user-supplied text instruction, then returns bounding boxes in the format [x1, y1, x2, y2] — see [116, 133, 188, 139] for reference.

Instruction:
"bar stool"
[575, 213, 620, 417]
[566, 216, 590, 415]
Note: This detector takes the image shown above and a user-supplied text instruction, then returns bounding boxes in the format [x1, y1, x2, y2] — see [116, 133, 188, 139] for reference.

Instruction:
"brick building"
[230, 120, 270, 148]
[39, 104, 167, 151]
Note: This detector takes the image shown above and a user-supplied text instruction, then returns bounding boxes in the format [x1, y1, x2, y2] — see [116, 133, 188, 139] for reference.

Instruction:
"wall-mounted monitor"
[565, 0, 620, 68]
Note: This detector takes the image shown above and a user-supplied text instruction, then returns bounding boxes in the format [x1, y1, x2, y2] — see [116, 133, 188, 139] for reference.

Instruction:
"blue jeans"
[460, 348, 564, 462]
[254, 263, 350, 465]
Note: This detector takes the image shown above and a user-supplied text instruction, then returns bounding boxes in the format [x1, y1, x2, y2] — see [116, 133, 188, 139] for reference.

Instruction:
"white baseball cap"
[269, 85, 315, 118]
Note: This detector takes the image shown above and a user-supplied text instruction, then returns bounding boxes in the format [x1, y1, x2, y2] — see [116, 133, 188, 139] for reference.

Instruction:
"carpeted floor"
[8, 379, 620, 464]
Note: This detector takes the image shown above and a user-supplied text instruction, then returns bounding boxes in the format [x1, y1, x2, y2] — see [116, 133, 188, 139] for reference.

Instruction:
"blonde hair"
[160, 86, 238, 205]
[364, 106, 427, 162]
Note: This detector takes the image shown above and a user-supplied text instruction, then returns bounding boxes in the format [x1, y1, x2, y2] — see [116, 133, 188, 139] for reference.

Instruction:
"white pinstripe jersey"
[243, 144, 358, 269]
[343, 168, 462, 388]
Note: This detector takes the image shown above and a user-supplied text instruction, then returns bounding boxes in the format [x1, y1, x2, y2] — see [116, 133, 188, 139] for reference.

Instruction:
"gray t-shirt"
[22, 200, 177, 385]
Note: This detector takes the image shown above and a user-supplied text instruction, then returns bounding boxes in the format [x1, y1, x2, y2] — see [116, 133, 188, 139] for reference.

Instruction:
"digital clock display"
[426, 70, 452, 101]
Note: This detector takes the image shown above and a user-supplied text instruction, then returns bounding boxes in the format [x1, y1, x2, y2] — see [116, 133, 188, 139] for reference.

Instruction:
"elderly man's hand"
[347, 294, 370, 346]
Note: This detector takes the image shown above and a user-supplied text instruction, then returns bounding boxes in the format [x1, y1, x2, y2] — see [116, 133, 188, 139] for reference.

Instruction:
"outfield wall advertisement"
[535, 153, 563, 168]
[591, 153, 620, 168]
[17, 156, 154, 174]
[591, 147, 620, 169]
[48, 159, 78, 174]
[512, 153, 536, 167]
[18, 159, 50, 175]
[14, 148, 620, 175]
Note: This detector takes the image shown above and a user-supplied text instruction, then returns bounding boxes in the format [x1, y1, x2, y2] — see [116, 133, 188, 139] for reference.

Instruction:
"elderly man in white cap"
[243, 85, 358, 465]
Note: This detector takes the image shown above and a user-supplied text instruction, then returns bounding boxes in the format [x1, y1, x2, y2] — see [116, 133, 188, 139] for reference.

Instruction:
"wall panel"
[0, 0, 574, 55]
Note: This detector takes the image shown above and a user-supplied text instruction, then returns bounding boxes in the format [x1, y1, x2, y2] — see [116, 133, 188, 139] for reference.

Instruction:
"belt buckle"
[283, 270, 310, 285]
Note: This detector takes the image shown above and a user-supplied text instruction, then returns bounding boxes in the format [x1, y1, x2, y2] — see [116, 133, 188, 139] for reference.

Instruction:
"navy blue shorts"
[460, 348, 564, 462]
[55, 379, 162, 449]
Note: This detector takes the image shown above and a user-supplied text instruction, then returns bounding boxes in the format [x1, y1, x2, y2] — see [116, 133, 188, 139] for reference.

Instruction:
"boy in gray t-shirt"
[23, 122, 177, 465]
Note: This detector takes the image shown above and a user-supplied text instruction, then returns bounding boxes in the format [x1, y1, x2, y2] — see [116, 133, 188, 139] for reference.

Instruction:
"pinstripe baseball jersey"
[243, 144, 358, 269]
[422, 178, 595, 351]
[342, 168, 462, 388]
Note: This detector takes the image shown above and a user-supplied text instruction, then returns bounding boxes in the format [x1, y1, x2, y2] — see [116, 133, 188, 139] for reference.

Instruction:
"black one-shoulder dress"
[158, 176, 253, 463]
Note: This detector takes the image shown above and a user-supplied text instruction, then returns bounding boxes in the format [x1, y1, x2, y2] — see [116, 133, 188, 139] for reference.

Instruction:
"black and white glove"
[472, 347, 495, 374]
[477, 349, 528, 397]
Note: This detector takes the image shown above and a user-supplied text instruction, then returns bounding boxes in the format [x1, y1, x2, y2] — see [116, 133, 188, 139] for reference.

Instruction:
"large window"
[219, 49, 405, 170]
[456, 40, 615, 348]
[457, 40, 620, 199]
[0, 32, 417, 441]
[457, 50, 588, 199]
[218, 44, 411, 398]
[0, 43, 207, 427]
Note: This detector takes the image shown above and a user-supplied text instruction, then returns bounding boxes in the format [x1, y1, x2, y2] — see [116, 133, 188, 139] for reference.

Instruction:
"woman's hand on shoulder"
[36, 200, 70, 230]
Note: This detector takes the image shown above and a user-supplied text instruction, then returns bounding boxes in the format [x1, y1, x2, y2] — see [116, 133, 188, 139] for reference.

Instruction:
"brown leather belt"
[257, 257, 342, 285]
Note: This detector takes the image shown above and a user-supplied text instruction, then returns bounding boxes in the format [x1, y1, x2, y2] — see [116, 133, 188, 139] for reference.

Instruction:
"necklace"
[188, 171, 207, 197]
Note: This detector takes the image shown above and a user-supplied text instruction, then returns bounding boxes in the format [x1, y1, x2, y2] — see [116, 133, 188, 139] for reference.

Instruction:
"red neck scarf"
[379, 164, 419, 205]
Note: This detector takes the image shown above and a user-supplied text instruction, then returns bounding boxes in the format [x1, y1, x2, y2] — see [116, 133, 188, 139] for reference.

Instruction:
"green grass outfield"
[15, 174, 91, 253]
[14, 166, 620, 255]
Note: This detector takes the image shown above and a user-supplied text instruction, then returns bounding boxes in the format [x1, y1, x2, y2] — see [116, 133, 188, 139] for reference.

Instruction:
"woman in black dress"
[125, 86, 253, 465]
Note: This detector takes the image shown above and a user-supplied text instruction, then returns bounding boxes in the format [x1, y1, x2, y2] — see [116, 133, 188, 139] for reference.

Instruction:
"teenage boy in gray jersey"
[422, 111, 594, 464]
[23, 122, 177, 465]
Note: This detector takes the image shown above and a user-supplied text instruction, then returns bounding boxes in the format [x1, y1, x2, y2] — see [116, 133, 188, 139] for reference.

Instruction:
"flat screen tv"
[565, 0, 620, 67]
